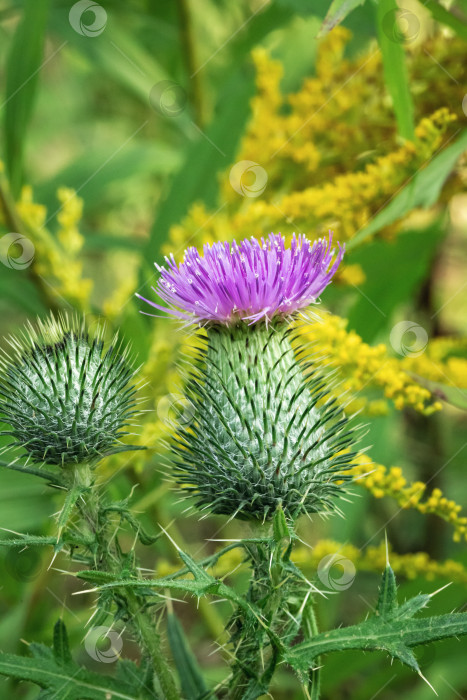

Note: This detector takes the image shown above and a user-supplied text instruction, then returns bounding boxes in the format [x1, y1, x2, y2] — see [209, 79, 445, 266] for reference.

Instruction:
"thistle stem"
[303, 602, 321, 700]
[228, 532, 289, 700]
[70, 463, 180, 700]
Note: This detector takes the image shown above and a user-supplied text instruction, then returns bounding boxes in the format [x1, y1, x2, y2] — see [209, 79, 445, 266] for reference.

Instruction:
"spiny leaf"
[0, 650, 155, 700]
[273, 505, 290, 543]
[287, 612, 467, 670]
[0, 459, 64, 486]
[375, 565, 398, 620]
[286, 567, 467, 683]
[0, 535, 58, 548]
[77, 546, 282, 649]
[56, 485, 84, 536]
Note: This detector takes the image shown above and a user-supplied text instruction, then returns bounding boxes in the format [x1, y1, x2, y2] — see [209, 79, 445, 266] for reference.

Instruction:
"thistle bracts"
[0, 314, 137, 466]
[173, 321, 357, 520]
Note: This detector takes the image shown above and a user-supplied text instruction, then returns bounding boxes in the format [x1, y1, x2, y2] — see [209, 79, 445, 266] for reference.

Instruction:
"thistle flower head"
[0, 314, 137, 466]
[138, 232, 343, 325]
[174, 322, 357, 521]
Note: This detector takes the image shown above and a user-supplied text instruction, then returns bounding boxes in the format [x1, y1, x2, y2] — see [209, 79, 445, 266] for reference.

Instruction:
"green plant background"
[0, 1, 466, 698]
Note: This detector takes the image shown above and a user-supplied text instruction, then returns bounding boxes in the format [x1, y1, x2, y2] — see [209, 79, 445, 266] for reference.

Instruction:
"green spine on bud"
[173, 322, 358, 521]
[0, 315, 137, 466]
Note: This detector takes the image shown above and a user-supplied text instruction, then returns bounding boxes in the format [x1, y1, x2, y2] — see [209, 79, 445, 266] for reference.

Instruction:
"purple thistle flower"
[137, 232, 344, 325]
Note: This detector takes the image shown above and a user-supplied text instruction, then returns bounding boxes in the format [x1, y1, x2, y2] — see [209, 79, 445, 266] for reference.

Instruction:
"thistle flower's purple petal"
[140, 232, 344, 325]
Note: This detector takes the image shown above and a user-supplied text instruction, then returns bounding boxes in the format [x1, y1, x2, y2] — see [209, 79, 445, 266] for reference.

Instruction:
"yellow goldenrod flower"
[351, 454, 467, 542]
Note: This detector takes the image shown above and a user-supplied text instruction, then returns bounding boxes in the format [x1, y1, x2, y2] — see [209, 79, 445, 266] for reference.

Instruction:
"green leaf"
[346, 222, 445, 342]
[52, 619, 72, 666]
[393, 594, 431, 621]
[35, 142, 181, 214]
[286, 567, 467, 680]
[103, 503, 161, 546]
[273, 505, 290, 543]
[116, 659, 158, 700]
[424, 0, 467, 40]
[375, 565, 398, 620]
[347, 129, 467, 249]
[0, 267, 48, 316]
[0, 535, 57, 548]
[77, 542, 281, 646]
[0, 649, 155, 700]
[56, 485, 84, 537]
[3, 0, 50, 196]
[140, 69, 256, 276]
[318, 0, 366, 36]
[75, 570, 117, 584]
[0, 458, 64, 486]
[167, 611, 210, 700]
[376, 0, 415, 140]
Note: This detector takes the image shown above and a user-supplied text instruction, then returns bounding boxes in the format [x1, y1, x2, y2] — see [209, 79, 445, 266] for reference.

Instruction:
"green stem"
[303, 602, 321, 700]
[132, 475, 228, 643]
[71, 463, 180, 700]
[176, 0, 204, 126]
[228, 536, 285, 700]
[126, 588, 180, 700]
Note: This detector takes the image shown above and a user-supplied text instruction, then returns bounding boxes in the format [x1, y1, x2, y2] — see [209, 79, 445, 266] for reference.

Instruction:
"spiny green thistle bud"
[177, 322, 357, 519]
[140, 233, 358, 521]
[0, 314, 137, 467]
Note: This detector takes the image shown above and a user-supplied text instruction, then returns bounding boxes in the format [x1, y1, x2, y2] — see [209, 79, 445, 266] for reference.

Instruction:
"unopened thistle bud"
[0, 315, 137, 467]
[139, 233, 357, 521]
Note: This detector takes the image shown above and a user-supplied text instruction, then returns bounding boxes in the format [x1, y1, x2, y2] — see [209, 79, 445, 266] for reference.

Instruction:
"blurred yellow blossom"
[56, 187, 85, 255]
[156, 538, 467, 584]
[299, 313, 442, 415]
[351, 454, 467, 542]
[16, 185, 47, 230]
